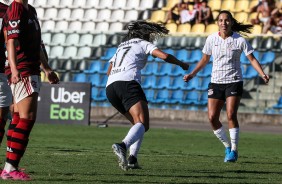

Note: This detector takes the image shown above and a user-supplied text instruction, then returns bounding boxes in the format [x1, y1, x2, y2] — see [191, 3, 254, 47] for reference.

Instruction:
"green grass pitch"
[0, 123, 281, 183]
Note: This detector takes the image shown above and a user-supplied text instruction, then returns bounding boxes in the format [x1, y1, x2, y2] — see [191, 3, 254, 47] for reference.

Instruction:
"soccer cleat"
[224, 147, 231, 162]
[8, 170, 31, 180]
[112, 143, 128, 171]
[226, 150, 238, 162]
[127, 155, 141, 169]
[1, 170, 13, 180]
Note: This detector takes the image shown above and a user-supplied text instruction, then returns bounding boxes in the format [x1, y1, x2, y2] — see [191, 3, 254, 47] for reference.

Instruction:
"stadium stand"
[35, 0, 282, 113]
[181, 91, 199, 105]
[152, 90, 170, 104]
[144, 89, 155, 102]
[169, 76, 187, 90]
[73, 73, 88, 83]
[88, 74, 101, 87]
[141, 76, 157, 89]
[168, 90, 185, 104]
[273, 96, 282, 109]
[154, 76, 171, 89]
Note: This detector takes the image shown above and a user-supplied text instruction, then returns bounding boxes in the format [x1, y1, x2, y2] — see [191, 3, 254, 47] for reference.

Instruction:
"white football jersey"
[202, 32, 254, 84]
[106, 38, 157, 87]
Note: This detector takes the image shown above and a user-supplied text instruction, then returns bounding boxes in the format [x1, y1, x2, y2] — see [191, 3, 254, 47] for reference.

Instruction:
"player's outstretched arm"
[151, 49, 189, 70]
[183, 54, 210, 82]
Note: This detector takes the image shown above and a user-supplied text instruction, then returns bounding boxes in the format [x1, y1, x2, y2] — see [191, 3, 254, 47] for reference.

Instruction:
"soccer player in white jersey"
[183, 10, 270, 162]
[106, 20, 189, 170]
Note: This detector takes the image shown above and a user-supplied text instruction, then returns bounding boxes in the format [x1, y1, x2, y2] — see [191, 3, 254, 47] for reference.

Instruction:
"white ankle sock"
[4, 162, 16, 172]
[123, 122, 145, 149]
[213, 126, 231, 148]
[129, 135, 144, 158]
[229, 128, 239, 151]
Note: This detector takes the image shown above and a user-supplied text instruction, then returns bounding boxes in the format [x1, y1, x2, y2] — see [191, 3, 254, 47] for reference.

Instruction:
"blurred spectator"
[165, 1, 197, 24]
[251, 0, 275, 30]
[263, 5, 282, 33]
[164, 0, 187, 24]
[197, 0, 214, 25]
[181, 3, 198, 24]
[188, 0, 202, 11]
[250, 0, 262, 13]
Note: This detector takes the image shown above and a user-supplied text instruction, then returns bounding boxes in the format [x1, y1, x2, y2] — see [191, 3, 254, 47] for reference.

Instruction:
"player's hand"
[180, 62, 189, 70]
[262, 74, 269, 84]
[183, 73, 194, 82]
[11, 69, 21, 84]
[46, 71, 59, 84]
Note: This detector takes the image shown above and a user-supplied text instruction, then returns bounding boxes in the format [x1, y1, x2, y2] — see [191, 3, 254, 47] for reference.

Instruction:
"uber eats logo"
[50, 87, 86, 120]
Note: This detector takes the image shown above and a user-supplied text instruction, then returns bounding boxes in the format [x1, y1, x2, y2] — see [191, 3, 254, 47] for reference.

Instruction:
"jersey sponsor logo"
[7, 29, 20, 35]
[8, 20, 20, 28]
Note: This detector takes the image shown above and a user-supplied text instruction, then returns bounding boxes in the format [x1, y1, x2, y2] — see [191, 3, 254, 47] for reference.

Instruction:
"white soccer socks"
[129, 135, 144, 158]
[229, 128, 239, 151]
[122, 122, 145, 150]
[213, 126, 231, 148]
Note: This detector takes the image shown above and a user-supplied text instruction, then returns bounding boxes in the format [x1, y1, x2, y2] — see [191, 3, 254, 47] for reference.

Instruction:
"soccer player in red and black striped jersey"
[1, 0, 59, 180]
[0, 0, 13, 172]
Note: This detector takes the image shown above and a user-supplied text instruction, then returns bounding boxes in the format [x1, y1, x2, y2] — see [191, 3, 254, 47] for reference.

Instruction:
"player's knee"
[208, 113, 218, 123]
[227, 112, 237, 121]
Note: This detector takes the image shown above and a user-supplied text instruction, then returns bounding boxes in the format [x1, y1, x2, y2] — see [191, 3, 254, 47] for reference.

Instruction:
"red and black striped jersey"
[3, 1, 41, 79]
[0, 2, 8, 73]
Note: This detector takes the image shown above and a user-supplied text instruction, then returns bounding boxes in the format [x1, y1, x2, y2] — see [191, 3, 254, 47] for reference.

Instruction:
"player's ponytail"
[217, 10, 253, 36]
[123, 20, 169, 42]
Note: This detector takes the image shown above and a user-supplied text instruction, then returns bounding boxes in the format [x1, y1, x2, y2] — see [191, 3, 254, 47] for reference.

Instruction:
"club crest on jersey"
[9, 20, 20, 28]
[208, 89, 213, 96]
[227, 42, 234, 49]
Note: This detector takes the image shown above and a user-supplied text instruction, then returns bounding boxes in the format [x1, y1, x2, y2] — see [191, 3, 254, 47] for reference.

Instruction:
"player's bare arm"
[152, 49, 189, 70]
[183, 54, 210, 82]
[39, 46, 59, 84]
[6, 38, 20, 84]
[246, 53, 269, 84]
[107, 63, 112, 76]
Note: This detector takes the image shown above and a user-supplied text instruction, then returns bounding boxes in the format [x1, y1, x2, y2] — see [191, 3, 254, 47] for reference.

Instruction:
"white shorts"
[0, 73, 12, 107]
[10, 75, 42, 104]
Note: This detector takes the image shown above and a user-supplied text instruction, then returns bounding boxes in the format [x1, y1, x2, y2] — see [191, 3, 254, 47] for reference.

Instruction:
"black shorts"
[171, 13, 180, 21]
[106, 80, 148, 114]
[208, 81, 243, 101]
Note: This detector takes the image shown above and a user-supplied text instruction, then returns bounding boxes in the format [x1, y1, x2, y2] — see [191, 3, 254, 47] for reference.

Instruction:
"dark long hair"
[123, 20, 169, 42]
[217, 10, 253, 36]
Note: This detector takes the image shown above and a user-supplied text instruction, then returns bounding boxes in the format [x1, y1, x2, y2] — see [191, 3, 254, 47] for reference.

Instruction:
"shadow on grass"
[241, 161, 282, 165]
[226, 169, 282, 175]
